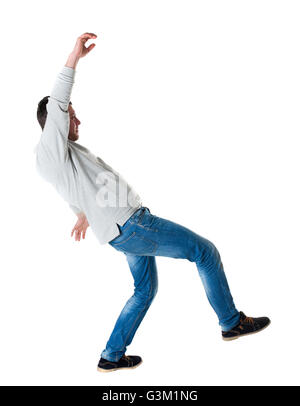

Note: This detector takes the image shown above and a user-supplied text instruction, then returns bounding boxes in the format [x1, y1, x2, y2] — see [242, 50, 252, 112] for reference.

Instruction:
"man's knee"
[134, 282, 158, 305]
[145, 282, 158, 303]
[194, 238, 220, 264]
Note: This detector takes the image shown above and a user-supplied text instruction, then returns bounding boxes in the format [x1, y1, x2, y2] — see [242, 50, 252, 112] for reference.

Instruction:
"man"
[35, 33, 271, 373]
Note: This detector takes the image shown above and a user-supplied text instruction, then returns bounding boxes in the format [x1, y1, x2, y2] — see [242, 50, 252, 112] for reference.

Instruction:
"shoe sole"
[222, 320, 271, 341]
[97, 360, 143, 373]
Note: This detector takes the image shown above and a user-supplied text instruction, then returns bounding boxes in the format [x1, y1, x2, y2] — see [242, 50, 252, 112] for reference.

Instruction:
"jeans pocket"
[110, 232, 158, 255]
[109, 221, 133, 245]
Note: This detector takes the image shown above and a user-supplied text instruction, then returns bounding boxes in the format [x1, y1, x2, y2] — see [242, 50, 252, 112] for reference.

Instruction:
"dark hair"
[37, 96, 72, 130]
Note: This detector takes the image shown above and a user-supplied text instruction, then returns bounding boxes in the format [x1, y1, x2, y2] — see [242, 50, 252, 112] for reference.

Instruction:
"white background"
[0, 0, 299, 386]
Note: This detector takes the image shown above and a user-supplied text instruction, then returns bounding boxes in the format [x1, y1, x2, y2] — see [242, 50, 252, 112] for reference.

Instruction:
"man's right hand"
[65, 32, 97, 69]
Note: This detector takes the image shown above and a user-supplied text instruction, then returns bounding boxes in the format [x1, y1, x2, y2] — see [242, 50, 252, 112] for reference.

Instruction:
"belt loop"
[138, 207, 147, 224]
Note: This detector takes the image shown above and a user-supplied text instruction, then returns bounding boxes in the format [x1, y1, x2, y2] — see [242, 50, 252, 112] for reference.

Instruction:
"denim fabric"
[101, 207, 240, 362]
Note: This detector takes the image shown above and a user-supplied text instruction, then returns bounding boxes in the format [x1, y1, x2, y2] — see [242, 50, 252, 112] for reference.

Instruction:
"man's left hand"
[71, 214, 89, 241]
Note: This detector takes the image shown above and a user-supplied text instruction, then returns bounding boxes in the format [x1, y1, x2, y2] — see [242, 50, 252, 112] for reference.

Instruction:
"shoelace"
[123, 355, 133, 366]
[242, 315, 254, 325]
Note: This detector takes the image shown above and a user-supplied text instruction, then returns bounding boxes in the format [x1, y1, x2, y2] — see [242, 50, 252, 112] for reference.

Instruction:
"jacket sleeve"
[40, 66, 76, 164]
[69, 204, 84, 216]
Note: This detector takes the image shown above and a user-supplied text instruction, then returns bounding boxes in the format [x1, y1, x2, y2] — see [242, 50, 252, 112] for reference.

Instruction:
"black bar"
[0, 386, 297, 403]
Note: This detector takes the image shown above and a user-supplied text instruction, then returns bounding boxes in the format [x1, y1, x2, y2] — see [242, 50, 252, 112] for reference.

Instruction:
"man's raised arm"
[54, 32, 98, 111]
[40, 33, 97, 163]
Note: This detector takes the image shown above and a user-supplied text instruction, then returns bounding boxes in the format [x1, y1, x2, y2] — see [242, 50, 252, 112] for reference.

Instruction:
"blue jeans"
[101, 207, 240, 362]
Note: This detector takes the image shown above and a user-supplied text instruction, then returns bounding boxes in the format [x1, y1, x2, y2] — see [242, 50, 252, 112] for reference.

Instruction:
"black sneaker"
[97, 354, 142, 372]
[222, 311, 271, 341]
